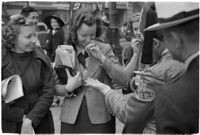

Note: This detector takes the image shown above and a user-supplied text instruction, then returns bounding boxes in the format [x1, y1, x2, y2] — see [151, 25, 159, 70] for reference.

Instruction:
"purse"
[54, 65, 75, 85]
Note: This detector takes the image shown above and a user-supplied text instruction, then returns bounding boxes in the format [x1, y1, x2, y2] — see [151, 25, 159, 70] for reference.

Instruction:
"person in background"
[2, 16, 54, 134]
[85, 31, 185, 133]
[120, 22, 127, 38]
[43, 15, 65, 107]
[20, 6, 41, 47]
[145, 2, 199, 133]
[44, 14, 65, 62]
[21, 6, 39, 25]
[121, 17, 144, 94]
[125, 20, 134, 41]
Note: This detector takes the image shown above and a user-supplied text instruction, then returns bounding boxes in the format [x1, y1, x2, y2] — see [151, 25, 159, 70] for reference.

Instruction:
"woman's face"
[132, 22, 140, 38]
[15, 25, 37, 53]
[51, 18, 60, 30]
[77, 23, 96, 48]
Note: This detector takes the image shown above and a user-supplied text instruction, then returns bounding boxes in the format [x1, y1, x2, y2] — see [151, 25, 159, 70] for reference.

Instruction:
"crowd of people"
[1, 2, 199, 134]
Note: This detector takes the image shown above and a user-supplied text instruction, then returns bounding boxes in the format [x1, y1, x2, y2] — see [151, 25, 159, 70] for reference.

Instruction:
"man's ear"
[170, 31, 183, 49]
[153, 38, 160, 48]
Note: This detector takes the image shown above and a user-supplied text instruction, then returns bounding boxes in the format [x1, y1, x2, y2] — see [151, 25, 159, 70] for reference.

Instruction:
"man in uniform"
[85, 30, 185, 133]
[145, 2, 199, 133]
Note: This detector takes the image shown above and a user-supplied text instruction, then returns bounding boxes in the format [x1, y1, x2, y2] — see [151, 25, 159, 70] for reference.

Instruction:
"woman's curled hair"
[67, 8, 97, 50]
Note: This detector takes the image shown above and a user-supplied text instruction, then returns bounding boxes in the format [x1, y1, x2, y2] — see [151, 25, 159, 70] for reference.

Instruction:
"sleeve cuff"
[100, 55, 106, 64]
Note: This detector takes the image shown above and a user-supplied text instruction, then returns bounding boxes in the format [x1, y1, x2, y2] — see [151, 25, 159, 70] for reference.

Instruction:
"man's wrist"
[103, 86, 111, 95]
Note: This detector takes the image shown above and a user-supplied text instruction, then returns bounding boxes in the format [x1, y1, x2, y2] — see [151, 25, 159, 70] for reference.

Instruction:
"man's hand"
[65, 69, 82, 93]
[85, 78, 111, 95]
[21, 118, 34, 134]
[86, 41, 105, 62]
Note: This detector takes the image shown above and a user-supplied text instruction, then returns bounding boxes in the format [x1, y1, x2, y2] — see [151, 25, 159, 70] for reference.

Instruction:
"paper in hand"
[55, 45, 75, 69]
[1, 75, 24, 103]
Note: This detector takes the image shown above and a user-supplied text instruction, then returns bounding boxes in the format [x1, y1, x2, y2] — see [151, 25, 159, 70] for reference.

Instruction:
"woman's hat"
[44, 14, 65, 29]
[145, 2, 199, 31]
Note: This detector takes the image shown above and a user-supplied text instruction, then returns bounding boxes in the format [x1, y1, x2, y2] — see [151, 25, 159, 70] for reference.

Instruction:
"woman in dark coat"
[44, 15, 65, 62]
[2, 16, 54, 134]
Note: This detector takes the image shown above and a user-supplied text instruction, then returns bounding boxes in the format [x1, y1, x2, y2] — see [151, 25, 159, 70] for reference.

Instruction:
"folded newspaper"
[1, 74, 24, 103]
[55, 45, 75, 69]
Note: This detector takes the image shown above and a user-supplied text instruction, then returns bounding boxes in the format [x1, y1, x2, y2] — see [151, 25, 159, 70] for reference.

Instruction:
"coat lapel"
[2, 52, 30, 95]
[2, 51, 21, 76]
[86, 56, 100, 78]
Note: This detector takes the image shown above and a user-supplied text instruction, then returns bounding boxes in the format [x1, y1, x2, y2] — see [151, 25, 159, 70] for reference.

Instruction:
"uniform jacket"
[2, 46, 54, 133]
[154, 53, 199, 133]
[104, 49, 185, 133]
[58, 41, 119, 124]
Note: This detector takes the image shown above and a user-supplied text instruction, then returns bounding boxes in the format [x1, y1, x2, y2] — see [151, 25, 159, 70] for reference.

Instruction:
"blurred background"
[2, 1, 144, 64]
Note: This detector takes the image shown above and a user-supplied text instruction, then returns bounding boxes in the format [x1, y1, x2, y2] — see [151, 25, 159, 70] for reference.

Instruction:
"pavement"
[51, 106, 124, 134]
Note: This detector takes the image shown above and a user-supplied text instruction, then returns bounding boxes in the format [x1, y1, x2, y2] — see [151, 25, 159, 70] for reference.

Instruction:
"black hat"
[44, 14, 65, 29]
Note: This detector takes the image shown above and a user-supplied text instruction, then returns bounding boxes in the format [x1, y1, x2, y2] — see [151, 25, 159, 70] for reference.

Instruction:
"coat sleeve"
[2, 101, 25, 123]
[45, 32, 53, 52]
[101, 44, 130, 87]
[1, 60, 25, 123]
[105, 90, 154, 133]
[26, 61, 54, 127]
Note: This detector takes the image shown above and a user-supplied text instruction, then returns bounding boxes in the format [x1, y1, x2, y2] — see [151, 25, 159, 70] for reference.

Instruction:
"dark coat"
[2, 46, 55, 133]
[154, 56, 199, 133]
[46, 29, 64, 62]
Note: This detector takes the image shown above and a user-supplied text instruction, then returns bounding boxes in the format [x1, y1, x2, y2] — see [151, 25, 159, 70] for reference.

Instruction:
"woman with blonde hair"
[2, 16, 54, 134]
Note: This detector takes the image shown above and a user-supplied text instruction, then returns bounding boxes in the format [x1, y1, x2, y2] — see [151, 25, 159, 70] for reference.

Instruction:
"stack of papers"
[1, 75, 24, 103]
[55, 45, 76, 69]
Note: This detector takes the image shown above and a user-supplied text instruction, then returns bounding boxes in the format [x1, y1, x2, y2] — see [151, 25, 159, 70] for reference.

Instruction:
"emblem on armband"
[135, 80, 156, 102]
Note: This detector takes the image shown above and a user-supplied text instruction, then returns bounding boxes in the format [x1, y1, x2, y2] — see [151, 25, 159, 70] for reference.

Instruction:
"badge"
[135, 81, 156, 102]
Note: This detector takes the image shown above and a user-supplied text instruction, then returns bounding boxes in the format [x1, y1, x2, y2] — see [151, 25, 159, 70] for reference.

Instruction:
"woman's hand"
[65, 69, 82, 93]
[21, 118, 34, 134]
[85, 78, 111, 95]
[86, 41, 105, 62]
[131, 38, 142, 55]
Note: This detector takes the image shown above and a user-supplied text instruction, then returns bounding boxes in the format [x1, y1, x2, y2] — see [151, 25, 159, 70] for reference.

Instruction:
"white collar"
[161, 48, 169, 57]
[184, 51, 199, 69]
[76, 46, 85, 56]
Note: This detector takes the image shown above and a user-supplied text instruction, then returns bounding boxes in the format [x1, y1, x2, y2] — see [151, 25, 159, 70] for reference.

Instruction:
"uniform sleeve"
[105, 90, 154, 133]
[122, 46, 133, 66]
[101, 45, 130, 87]
[26, 62, 54, 127]
[140, 60, 185, 86]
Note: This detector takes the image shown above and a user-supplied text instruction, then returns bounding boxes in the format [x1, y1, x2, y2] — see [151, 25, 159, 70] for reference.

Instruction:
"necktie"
[77, 52, 89, 68]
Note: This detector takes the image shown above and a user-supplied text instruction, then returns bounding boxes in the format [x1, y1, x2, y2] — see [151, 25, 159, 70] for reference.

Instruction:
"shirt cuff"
[100, 55, 106, 64]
